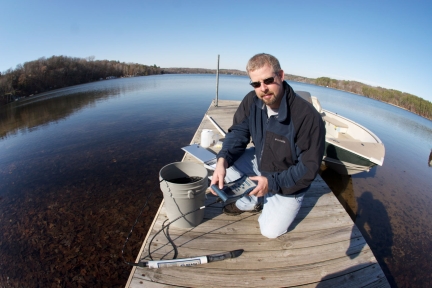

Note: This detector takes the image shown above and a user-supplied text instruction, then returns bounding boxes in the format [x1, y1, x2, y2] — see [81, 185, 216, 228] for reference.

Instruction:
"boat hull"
[323, 141, 376, 175]
[322, 157, 375, 175]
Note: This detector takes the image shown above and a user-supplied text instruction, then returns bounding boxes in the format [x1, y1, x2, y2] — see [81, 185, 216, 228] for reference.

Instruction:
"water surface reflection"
[1, 75, 431, 287]
[0, 77, 209, 287]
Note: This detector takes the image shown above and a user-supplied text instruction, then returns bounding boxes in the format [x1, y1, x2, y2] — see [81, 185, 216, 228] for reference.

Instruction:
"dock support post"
[215, 55, 219, 107]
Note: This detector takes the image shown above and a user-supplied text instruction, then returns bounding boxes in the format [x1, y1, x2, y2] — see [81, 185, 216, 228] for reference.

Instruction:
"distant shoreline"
[302, 81, 417, 116]
[162, 68, 432, 121]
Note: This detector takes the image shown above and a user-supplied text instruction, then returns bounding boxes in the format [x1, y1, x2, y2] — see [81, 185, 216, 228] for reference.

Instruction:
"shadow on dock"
[287, 180, 331, 233]
[316, 264, 389, 287]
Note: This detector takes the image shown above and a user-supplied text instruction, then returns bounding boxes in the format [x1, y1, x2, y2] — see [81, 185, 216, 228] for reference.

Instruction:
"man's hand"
[209, 158, 228, 195]
[248, 176, 269, 197]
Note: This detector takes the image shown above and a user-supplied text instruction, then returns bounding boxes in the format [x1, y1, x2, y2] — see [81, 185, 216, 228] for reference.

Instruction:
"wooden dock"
[126, 100, 389, 287]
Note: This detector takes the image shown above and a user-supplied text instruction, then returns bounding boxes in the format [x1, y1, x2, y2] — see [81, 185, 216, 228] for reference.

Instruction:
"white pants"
[232, 148, 305, 239]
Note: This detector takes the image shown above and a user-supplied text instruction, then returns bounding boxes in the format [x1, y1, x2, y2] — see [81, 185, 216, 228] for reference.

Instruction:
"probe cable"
[121, 179, 221, 267]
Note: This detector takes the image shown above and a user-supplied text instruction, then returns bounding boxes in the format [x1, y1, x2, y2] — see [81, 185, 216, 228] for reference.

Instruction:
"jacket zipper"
[259, 116, 270, 167]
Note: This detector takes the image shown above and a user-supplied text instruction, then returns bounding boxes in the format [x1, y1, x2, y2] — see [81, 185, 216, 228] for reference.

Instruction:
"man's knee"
[258, 193, 303, 239]
[259, 225, 287, 239]
[260, 225, 289, 239]
[258, 217, 295, 239]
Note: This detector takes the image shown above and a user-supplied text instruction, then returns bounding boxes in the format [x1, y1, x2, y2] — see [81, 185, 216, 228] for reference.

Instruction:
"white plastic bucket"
[159, 162, 208, 228]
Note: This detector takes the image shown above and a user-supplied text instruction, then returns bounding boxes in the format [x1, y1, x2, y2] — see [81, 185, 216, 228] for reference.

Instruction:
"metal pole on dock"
[215, 55, 219, 107]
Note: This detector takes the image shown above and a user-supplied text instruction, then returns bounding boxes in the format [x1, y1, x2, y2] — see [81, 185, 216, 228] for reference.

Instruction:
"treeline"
[162, 67, 246, 76]
[362, 86, 432, 119]
[0, 56, 162, 105]
[314, 77, 432, 120]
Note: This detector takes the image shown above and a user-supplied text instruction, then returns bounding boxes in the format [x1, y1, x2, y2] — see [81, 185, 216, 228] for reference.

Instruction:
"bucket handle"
[161, 179, 196, 199]
[161, 179, 174, 198]
[187, 190, 195, 199]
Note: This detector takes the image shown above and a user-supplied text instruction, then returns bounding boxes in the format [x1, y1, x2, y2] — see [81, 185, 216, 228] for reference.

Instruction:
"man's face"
[249, 65, 284, 109]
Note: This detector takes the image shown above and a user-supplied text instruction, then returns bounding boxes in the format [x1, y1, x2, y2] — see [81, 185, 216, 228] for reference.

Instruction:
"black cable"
[122, 179, 221, 267]
[145, 200, 219, 263]
[161, 219, 177, 260]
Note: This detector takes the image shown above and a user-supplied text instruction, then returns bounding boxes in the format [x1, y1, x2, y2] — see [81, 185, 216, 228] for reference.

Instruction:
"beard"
[258, 92, 280, 106]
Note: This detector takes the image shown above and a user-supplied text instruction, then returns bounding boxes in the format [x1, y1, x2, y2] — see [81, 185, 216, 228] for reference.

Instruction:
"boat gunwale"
[322, 109, 384, 145]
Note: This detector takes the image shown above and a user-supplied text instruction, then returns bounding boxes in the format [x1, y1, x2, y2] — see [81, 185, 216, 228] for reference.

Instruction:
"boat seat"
[311, 96, 323, 114]
[295, 91, 325, 115]
[337, 132, 355, 140]
[322, 114, 348, 138]
[295, 91, 312, 104]
[295, 91, 348, 138]
[322, 114, 348, 129]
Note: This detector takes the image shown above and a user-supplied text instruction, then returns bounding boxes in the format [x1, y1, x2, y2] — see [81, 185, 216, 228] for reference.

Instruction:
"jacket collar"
[254, 81, 294, 122]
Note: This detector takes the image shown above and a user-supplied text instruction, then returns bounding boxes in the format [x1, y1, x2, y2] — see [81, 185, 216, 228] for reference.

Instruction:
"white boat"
[296, 91, 385, 175]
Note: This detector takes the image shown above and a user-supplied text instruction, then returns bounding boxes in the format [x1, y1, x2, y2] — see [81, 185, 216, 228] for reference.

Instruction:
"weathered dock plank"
[125, 100, 389, 287]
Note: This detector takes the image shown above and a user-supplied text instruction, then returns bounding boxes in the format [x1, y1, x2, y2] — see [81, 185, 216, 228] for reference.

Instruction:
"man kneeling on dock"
[210, 53, 325, 239]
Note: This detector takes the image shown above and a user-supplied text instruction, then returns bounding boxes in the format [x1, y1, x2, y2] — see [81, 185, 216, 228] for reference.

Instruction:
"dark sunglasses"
[249, 75, 277, 88]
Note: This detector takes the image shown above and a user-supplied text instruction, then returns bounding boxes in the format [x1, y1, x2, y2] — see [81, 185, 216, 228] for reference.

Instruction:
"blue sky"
[1, 0, 431, 101]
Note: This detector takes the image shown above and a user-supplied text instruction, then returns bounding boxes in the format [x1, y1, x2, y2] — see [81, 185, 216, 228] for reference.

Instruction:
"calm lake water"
[0, 74, 431, 287]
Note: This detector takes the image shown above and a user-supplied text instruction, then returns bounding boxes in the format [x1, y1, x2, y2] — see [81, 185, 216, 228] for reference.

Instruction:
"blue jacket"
[217, 81, 325, 195]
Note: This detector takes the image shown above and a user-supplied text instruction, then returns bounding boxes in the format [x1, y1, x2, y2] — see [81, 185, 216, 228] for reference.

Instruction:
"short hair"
[246, 53, 281, 75]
